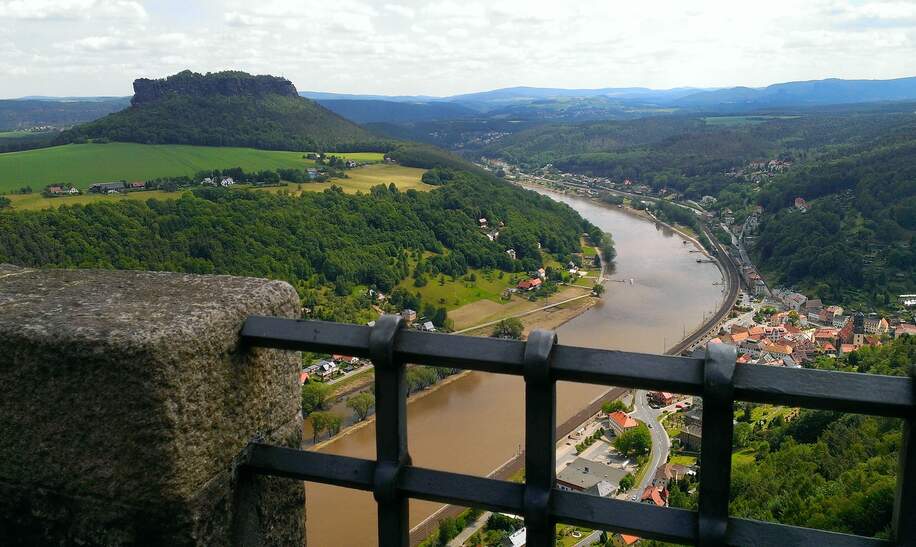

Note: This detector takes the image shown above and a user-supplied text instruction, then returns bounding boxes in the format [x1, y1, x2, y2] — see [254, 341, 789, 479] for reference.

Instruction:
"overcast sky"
[2, 0, 916, 98]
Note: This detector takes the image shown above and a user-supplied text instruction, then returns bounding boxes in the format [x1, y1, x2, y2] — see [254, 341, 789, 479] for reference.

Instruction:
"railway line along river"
[306, 187, 725, 546]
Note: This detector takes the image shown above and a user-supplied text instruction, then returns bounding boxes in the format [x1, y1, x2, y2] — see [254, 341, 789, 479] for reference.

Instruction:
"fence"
[240, 315, 915, 546]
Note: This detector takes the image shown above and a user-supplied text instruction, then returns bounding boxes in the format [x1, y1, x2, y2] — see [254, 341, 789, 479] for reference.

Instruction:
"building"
[502, 527, 526, 547]
[607, 411, 638, 435]
[332, 355, 359, 365]
[863, 315, 889, 335]
[506, 249, 517, 260]
[794, 197, 808, 211]
[421, 321, 436, 332]
[88, 181, 126, 194]
[895, 324, 916, 338]
[678, 424, 702, 451]
[517, 278, 542, 291]
[641, 485, 667, 507]
[653, 463, 689, 489]
[648, 392, 676, 406]
[852, 312, 866, 347]
[783, 292, 807, 312]
[400, 309, 417, 324]
[556, 457, 628, 496]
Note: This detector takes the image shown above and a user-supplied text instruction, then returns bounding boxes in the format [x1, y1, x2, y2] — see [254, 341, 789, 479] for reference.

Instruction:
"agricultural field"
[0, 142, 384, 193]
[7, 189, 182, 211]
[4, 163, 428, 210]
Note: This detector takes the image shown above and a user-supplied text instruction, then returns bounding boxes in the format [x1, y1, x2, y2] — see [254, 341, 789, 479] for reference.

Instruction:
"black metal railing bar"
[240, 316, 916, 546]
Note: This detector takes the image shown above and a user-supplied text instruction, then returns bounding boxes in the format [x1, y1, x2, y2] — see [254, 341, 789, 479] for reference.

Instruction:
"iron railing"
[240, 315, 916, 546]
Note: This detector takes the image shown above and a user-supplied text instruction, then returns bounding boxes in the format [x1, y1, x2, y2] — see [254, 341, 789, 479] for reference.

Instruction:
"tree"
[326, 413, 342, 436]
[787, 310, 800, 326]
[602, 400, 627, 414]
[346, 392, 375, 421]
[619, 473, 635, 492]
[614, 424, 651, 458]
[309, 411, 329, 443]
[592, 283, 605, 297]
[436, 517, 460, 546]
[492, 318, 524, 339]
[0, 196, 10, 209]
[733, 422, 753, 449]
[302, 382, 333, 415]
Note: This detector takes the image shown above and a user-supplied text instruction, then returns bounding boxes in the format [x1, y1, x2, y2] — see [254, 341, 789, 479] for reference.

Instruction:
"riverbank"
[305, 185, 728, 546]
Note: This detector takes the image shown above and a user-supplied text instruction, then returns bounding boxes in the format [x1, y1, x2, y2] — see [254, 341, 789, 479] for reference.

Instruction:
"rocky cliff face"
[131, 70, 299, 105]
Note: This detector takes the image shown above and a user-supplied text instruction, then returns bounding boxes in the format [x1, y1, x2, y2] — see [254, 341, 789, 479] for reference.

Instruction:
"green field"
[0, 131, 35, 140]
[398, 264, 531, 310]
[0, 142, 385, 193]
[6, 163, 430, 211]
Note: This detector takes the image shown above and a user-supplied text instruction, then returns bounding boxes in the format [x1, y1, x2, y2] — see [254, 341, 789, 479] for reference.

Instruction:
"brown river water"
[306, 189, 724, 546]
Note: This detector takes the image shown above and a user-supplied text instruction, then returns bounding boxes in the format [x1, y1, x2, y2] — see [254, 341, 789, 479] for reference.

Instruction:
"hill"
[56, 70, 387, 152]
[316, 99, 476, 124]
[0, 161, 598, 325]
[675, 76, 916, 110]
[0, 97, 128, 131]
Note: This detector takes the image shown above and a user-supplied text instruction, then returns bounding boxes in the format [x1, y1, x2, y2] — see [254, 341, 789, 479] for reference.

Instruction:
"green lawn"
[669, 454, 697, 467]
[400, 267, 522, 310]
[0, 142, 385, 193]
[732, 448, 756, 467]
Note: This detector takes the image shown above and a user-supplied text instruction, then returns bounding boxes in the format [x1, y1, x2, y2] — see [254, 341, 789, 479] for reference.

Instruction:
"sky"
[2, 0, 916, 98]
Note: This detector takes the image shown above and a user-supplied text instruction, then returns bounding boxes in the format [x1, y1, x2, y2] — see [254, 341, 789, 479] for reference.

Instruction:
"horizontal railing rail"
[240, 316, 916, 546]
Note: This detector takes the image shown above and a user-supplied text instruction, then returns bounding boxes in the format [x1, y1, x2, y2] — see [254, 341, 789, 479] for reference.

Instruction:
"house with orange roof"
[619, 534, 640, 545]
[608, 411, 638, 435]
[641, 485, 666, 507]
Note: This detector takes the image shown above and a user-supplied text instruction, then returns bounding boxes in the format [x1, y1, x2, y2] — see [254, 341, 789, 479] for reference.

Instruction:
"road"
[628, 391, 671, 496]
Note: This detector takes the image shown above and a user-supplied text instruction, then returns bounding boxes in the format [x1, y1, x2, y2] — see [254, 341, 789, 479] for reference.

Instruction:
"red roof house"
[517, 278, 543, 291]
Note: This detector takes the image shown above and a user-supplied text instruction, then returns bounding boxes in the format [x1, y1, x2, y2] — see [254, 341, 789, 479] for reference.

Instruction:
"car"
[630, 495, 638, 501]
[647, 423, 653, 429]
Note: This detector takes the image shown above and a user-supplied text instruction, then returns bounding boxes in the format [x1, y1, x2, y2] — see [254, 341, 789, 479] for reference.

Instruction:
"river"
[306, 188, 725, 546]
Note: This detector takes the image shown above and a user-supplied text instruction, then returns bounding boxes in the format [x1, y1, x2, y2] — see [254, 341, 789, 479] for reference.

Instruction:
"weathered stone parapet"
[0, 265, 305, 546]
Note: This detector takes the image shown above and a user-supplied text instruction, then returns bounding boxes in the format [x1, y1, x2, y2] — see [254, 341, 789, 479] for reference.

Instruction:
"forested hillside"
[56, 71, 388, 152]
[0, 168, 596, 322]
[484, 106, 916, 310]
[755, 133, 916, 308]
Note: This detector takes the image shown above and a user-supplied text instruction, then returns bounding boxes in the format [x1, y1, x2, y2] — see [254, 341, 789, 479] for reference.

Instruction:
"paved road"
[572, 530, 602, 547]
[629, 391, 671, 497]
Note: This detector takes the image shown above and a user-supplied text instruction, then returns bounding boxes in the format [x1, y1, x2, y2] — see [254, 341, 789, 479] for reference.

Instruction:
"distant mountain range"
[675, 76, 916, 110]
[302, 76, 916, 124]
[9, 74, 916, 135]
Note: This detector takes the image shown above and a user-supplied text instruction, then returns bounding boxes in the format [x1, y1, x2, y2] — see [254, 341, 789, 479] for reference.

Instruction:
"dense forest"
[755, 126, 916, 308]
[0, 167, 596, 323]
[56, 71, 390, 152]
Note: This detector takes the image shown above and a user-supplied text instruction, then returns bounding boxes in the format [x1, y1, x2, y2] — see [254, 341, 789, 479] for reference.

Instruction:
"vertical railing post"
[523, 330, 558, 547]
[892, 364, 916, 544]
[697, 342, 737, 546]
[370, 314, 409, 546]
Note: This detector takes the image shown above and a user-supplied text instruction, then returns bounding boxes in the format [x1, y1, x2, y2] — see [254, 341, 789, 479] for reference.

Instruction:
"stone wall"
[0, 265, 305, 546]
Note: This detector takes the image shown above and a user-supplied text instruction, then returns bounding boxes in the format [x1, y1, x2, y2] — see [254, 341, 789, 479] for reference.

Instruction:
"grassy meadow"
[6, 163, 429, 210]
[0, 142, 385, 193]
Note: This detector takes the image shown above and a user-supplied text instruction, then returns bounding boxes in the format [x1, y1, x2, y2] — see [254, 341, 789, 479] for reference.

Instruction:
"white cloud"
[0, 0, 146, 20]
[2, 0, 916, 97]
